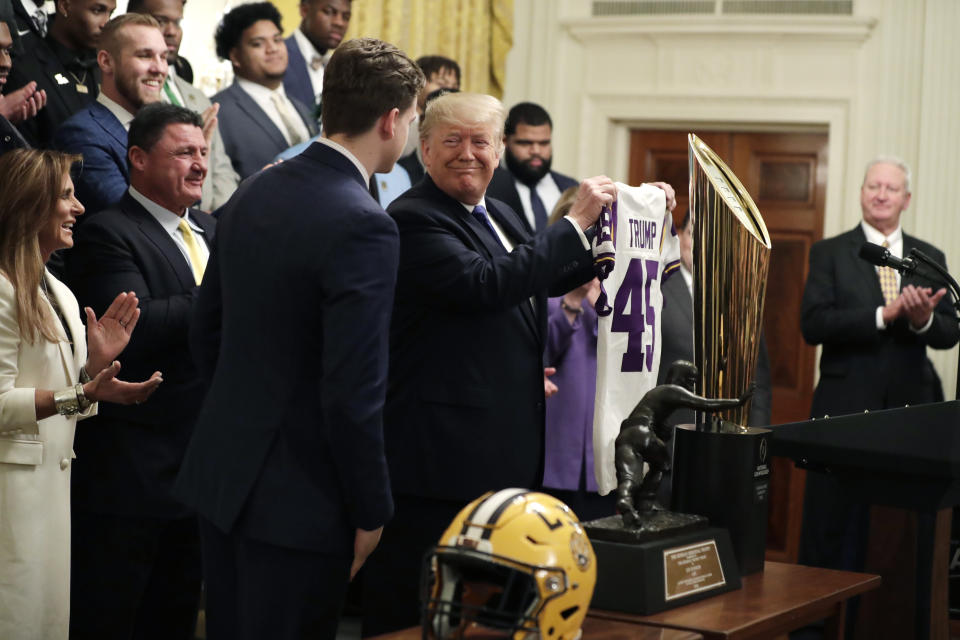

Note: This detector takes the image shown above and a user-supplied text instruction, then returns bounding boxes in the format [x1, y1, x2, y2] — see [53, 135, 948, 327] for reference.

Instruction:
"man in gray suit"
[212, 2, 318, 179]
[126, 0, 239, 211]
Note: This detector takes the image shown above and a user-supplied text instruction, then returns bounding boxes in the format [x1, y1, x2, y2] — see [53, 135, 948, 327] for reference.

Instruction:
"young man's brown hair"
[321, 37, 424, 137]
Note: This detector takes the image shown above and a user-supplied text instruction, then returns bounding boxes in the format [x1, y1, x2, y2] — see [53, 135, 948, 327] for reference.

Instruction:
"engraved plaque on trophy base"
[583, 514, 741, 615]
[671, 422, 771, 575]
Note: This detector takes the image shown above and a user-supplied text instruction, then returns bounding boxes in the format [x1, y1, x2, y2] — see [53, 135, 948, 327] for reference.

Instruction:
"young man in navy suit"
[65, 102, 214, 640]
[174, 38, 423, 640]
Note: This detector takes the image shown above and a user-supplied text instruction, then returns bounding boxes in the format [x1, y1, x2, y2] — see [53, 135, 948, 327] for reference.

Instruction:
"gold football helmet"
[422, 489, 596, 639]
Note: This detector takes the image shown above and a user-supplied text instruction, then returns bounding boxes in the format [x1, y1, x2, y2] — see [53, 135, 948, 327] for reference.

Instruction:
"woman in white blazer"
[0, 149, 163, 640]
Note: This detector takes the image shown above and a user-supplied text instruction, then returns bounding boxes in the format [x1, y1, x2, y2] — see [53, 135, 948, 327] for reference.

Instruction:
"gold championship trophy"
[671, 134, 773, 575]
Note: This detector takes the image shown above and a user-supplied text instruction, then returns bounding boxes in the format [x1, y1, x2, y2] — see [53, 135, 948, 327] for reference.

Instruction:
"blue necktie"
[529, 186, 548, 232]
[472, 205, 505, 253]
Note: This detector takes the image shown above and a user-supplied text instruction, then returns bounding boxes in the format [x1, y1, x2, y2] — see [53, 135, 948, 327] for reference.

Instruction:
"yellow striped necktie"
[877, 240, 899, 305]
[177, 218, 205, 285]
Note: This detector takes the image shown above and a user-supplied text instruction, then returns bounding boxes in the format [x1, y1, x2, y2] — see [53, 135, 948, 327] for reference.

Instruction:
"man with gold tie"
[798, 156, 958, 577]
[64, 102, 215, 640]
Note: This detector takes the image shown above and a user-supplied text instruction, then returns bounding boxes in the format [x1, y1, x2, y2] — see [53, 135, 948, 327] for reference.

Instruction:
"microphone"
[858, 242, 918, 274]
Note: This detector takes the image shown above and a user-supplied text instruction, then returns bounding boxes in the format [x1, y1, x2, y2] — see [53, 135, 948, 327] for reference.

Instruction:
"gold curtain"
[276, 0, 302, 39]
[332, 0, 514, 98]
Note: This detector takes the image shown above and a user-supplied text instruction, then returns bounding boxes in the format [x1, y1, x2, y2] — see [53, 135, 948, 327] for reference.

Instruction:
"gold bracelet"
[53, 386, 80, 416]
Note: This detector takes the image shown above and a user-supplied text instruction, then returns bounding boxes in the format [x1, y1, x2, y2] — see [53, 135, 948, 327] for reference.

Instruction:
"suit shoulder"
[386, 187, 441, 221]
[74, 206, 131, 236]
[212, 85, 240, 106]
[56, 105, 95, 133]
[484, 194, 515, 217]
[811, 228, 858, 252]
[176, 79, 211, 106]
[905, 232, 946, 260]
[487, 167, 516, 192]
[551, 170, 578, 190]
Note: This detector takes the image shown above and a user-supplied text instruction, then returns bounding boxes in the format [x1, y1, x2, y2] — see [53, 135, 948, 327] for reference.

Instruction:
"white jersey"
[591, 183, 681, 495]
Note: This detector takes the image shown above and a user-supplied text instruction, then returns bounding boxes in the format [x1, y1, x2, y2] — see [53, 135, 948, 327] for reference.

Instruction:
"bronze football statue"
[614, 360, 754, 528]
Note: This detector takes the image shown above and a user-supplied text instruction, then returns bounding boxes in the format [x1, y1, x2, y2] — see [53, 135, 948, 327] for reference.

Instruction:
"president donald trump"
[362, 92, 629, 635]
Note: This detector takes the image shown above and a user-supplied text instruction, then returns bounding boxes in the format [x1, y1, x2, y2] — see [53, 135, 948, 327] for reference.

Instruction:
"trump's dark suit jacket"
[212, 82, 318, 180]
[801, 225, 959, 417]
[65, 192, 215, 517]
[174, 142, 396, 553]
[383, 175, 595, 503]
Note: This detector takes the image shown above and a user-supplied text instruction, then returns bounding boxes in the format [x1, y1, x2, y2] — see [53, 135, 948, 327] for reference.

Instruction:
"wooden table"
[371, 617, 702, 639]
[590, 561, 880, 640]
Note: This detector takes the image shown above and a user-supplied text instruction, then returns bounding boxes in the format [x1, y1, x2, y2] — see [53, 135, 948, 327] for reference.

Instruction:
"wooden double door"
[628, 129, 827, 562]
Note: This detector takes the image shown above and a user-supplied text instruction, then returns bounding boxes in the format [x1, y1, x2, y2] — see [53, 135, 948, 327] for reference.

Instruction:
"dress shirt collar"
[128, 186, 203, 234]
[460, 198, 488, 213]
[314, 136, 369, 185]
[96, 92, 135, 130]
[293, 28, 330, 65]
[237, 76, 288, 103]
[861, 220, 903, 257]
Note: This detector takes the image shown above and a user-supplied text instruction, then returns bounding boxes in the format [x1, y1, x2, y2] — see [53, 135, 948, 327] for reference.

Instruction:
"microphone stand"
[909, 248, 960, 399]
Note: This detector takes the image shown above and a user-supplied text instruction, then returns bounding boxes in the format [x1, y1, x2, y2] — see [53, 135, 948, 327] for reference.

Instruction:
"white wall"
[504, 0, 960, 399]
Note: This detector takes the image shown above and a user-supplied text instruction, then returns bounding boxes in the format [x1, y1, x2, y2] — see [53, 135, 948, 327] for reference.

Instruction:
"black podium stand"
[770, 401, 960, 640]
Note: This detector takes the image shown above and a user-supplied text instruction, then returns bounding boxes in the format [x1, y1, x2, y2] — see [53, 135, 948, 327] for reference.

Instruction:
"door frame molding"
[575, 94, 850, 240]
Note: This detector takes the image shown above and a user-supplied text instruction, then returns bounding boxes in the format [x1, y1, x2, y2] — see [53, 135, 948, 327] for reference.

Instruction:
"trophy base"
[584, 521, 741, 615]
[671, 422, 771, 575]
[583, 511, 708, 544]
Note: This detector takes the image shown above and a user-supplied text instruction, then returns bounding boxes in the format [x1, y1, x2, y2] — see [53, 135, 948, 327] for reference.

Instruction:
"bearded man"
[486, 101, 578, 233]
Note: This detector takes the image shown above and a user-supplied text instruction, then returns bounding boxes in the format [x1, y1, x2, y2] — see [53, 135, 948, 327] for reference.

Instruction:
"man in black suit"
[0, 0, 46, 144]
[799, 156, 959, 574]
[174, 38, 423, 640]
[486, 101, 578, 234]
[4, 0, 112, 148]
[361, 91, 620, 637]
[65, 103, 214, 639]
